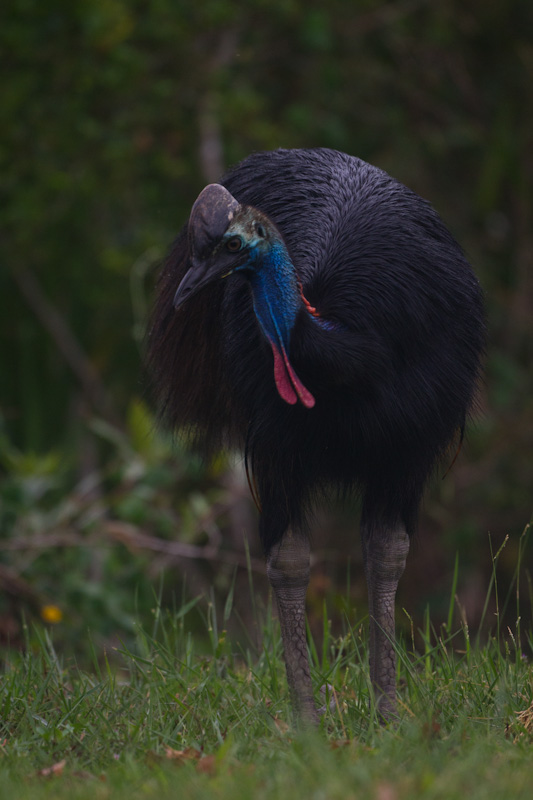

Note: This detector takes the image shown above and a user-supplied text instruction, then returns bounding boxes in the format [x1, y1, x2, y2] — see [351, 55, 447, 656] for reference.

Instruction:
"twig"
[0, 563, 42, 604]
[2, 523, 267, 575]
[10, 263, 120, 426]
[105, 521, 266, 573]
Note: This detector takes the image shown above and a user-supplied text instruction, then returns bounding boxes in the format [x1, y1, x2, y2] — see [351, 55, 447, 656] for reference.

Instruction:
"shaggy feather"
[146, 148, 485, 553]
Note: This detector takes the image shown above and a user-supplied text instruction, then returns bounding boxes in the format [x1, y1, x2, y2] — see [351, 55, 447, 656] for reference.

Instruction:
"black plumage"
[147, 148, 485, 723]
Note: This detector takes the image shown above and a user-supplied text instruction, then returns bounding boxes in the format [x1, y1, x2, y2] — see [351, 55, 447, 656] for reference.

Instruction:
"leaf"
[37, 760, 66, 778]
[164, 746, 202, 764]
[272, 716, 289, 733]
[376, 783, 398, 800]
[196, 755, 217, 777]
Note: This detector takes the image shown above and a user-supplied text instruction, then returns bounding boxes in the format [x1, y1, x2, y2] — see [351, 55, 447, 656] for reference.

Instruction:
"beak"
[173, 183, 241, 310]
[173, 260, 222, 309]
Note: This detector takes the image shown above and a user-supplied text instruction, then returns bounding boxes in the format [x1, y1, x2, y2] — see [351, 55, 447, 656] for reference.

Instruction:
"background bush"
[1, 0, 531, 659]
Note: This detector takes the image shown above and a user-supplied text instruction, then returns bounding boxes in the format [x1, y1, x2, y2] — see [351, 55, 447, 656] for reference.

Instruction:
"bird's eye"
[226, 236, 243, 252]
[256, 223, 266, 238]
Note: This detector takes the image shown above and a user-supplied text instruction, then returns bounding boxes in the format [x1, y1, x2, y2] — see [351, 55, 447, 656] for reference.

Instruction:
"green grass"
[1, 571, 532, 800]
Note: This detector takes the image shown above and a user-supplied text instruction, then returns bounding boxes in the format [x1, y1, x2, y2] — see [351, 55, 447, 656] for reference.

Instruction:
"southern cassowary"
[147, 148, 484, 724]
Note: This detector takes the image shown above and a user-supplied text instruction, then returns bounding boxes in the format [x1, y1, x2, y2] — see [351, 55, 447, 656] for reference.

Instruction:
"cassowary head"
[173, 183, 315, 408]
[173, 184, 278, 305]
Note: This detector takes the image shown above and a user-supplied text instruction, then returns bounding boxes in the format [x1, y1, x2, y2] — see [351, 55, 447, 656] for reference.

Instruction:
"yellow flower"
[40, 605, 63, 624]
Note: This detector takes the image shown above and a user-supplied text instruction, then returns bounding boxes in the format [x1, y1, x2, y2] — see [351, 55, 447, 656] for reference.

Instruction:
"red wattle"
[270, 343, 315, 409]
[271, 344, 298, 404]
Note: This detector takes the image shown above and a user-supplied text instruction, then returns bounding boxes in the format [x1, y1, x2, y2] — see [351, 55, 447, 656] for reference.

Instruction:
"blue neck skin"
[231, 229, 331, 409]
[240, 237, 301, 353]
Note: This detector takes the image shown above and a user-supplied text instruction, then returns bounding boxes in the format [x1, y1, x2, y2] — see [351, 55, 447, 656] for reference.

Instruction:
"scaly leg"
[266, 530, 318, 725]
[361, 523, 410, 721]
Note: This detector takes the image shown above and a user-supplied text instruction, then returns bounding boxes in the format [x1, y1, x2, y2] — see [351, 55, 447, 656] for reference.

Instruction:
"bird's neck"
[246, 238, 316, 408]
[248, 239, 300, 353]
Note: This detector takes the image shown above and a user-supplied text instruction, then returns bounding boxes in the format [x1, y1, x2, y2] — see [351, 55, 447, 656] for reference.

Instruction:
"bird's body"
[148, 148, 484, 722]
